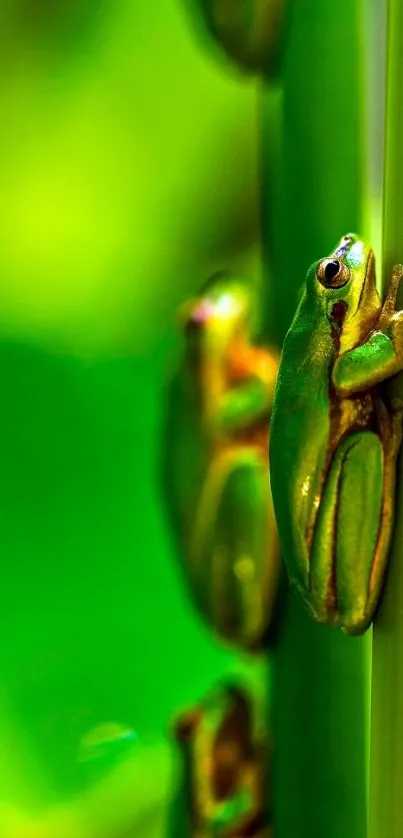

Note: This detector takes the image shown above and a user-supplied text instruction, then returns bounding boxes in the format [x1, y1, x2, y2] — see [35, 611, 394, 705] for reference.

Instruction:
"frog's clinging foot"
[379, 263, 403, 330]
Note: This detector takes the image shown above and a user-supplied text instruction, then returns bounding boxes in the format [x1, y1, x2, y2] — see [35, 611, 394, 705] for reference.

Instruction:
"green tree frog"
[173, 683, 272, 837]
[269, 233, 403, 635]
[162, 272, 280, 651]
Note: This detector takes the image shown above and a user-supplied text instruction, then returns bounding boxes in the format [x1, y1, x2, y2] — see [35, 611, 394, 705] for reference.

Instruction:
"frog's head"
[179, 271, 253, 358]
[307, 233, 383, 349]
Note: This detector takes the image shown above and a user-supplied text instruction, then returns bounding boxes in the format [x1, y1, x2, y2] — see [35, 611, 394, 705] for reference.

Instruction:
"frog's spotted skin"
[270, 234, 403, 635]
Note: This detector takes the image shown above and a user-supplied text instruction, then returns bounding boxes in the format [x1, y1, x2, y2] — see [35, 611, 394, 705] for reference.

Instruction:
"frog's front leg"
[210, 374, 275, 436]
[309, 431, 383, 635]
[333, 264, 403, 397]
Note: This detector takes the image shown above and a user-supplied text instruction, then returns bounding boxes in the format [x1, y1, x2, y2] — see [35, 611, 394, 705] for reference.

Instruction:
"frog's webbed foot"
[378, 264, 403, 358]
[379, 263, 403, 328]
[384, 310, 403, 371]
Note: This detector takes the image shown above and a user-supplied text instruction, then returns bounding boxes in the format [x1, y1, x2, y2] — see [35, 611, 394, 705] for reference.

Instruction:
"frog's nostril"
[325, 260, 340, 281]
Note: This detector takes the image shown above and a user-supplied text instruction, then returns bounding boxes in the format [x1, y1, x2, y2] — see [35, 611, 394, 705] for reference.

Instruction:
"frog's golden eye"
[317, 258, 350, 289]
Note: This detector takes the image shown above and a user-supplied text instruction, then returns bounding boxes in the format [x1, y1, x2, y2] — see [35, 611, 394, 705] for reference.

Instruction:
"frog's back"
[270, 305, 334, 580]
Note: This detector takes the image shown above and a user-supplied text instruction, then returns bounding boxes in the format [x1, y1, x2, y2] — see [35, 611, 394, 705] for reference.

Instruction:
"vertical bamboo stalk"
[360, 0, 388, 802]
[260, 2, 370, 836]
[370, 2, 403, 836]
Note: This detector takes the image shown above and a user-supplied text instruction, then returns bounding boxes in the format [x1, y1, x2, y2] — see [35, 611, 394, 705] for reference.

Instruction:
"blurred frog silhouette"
[183, 0, 289, 78]
[173, 683, 272, 837]
[161, 271, 281, 651]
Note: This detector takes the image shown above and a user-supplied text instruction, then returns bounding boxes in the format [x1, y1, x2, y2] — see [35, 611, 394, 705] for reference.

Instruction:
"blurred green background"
[0, 1, 266, 834]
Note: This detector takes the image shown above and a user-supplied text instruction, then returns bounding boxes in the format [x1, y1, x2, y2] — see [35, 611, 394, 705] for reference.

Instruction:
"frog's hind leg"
[309, 431, 383, 633]
[192, 448, 276, 648]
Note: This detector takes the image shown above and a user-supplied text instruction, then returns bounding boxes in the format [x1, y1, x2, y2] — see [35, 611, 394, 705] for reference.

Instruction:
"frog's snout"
[340, 233, 357, 246]
[179, 298, 212, 330]
[336, 232, 361, 251]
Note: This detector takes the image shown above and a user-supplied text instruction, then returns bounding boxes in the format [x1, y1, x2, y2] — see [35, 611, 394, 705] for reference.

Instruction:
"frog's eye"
[316, 258, 350, 289]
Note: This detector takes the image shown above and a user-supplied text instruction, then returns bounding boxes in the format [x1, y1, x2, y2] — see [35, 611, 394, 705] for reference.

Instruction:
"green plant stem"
[261, 2, 370, 836]
[370, 2, 403, 836]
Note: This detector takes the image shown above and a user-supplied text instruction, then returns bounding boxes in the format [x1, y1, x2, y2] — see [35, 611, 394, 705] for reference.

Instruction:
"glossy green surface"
[371, 2, 403, 836]
[262, 1, 371, 836]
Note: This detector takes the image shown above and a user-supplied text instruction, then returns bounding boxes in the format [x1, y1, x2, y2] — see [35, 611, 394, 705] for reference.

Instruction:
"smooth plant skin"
[269, 233, 403, 635]
[173, 684, 271, 837]
[162, 272, 280, 652]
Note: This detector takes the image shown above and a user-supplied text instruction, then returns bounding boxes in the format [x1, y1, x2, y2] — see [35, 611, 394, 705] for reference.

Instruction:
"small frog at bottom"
[270, 233, 403, 635]
[173, 684, 272, 837]
[162, 272, 280, 651]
